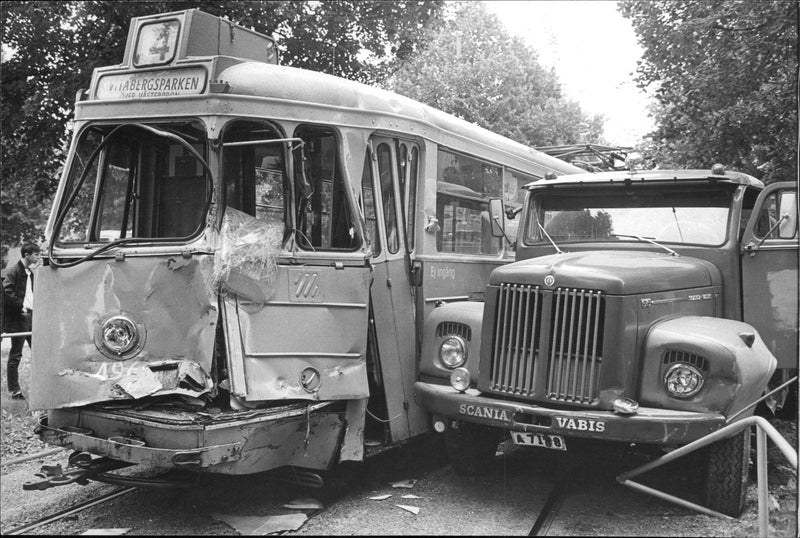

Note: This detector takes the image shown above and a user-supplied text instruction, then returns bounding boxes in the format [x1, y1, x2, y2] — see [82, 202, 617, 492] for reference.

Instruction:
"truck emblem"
[459, 404, 510, 421]
[555, 417, 606, 432]
[544, 275, 555, 287]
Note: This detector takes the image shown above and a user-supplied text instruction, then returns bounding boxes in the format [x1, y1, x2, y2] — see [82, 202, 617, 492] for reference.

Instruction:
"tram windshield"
[55, 121, 210, 245]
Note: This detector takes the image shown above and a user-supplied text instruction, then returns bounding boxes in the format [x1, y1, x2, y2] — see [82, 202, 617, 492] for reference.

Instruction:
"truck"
[415, 164, 798, 516]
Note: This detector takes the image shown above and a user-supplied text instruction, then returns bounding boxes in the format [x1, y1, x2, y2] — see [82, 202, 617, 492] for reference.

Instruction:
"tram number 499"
[511, 431, 567, 451]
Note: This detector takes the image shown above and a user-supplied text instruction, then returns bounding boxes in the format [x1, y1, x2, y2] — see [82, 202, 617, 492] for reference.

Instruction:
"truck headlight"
[663, 363, 704, 398]
[439, 336, 467, 368]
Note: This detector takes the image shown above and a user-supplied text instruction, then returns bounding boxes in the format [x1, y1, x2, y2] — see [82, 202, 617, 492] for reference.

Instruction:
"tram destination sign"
[96, 67, 207, 100]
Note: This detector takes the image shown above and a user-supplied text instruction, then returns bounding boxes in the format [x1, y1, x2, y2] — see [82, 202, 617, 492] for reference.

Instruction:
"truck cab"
[415, 165, 798, 517]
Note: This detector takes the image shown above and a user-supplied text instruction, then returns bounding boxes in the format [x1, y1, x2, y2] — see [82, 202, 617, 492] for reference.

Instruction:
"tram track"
[528, 481, 566, 536]
[4, 486, 137, 535]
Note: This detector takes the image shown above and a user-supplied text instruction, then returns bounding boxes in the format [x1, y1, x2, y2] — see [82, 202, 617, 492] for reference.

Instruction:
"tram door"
[362, 137, 427, 442]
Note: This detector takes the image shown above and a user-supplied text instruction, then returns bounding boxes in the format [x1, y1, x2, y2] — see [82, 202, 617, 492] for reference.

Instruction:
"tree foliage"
[386, 3, 604, 148]
[0, 0, 444, 244]
[621, 1, 797, 183]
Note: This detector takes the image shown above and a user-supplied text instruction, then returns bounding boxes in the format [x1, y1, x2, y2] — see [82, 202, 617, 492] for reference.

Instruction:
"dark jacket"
[2, 260, 28, 331]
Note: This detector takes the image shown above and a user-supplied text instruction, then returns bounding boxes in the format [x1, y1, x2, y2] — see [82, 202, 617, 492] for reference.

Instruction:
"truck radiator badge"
[555, 417, 606, 432]
[459, 404, 510, 421]
[544, 274, 556, 287]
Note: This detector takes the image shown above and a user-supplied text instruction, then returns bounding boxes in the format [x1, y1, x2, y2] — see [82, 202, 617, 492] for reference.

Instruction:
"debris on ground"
[395, 504, 420, 515]
[390, 479, 417, 488]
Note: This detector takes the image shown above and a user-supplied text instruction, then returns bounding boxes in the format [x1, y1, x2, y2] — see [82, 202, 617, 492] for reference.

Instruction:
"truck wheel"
[701, 427, 751, 517]
[445, 423, 500, 476]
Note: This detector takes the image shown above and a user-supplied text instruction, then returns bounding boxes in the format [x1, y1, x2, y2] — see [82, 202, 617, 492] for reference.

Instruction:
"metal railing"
[617, 379, 798, 537]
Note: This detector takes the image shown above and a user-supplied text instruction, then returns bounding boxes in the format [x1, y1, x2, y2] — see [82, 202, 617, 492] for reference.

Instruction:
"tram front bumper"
[36, 413, 241, 468]
[37, 400, 345, 473]
[414, 382, 727, 445]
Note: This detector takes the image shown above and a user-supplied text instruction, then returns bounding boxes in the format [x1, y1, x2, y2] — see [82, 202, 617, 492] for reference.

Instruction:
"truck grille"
[489, 284, 605, 404]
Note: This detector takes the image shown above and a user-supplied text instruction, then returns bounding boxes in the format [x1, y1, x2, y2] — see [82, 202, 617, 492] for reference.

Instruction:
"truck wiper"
[537, 221, 564, 254]
[612, 234, 679, 257]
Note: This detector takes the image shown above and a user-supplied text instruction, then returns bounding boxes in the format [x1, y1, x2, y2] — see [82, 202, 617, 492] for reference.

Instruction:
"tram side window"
[295, 126, 358, 250]
[360, 151, 381, 256]
[377, 142, 400, 254]
[56, 122, 209, 244]
[396, 143, 419, 251]
[222, 121, 286, 229]
[435, 149, 502, 255]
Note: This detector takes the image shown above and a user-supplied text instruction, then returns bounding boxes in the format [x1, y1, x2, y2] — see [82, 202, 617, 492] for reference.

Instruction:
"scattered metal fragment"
[212, 513, 308, 535]
[401, 494, 421, 499]
[390, 479, 417, 488]
[80, 530, 131, 536]
[282, 497, 324, 510]
[395, 504, 420, 515]
[367, 494, 392, 501]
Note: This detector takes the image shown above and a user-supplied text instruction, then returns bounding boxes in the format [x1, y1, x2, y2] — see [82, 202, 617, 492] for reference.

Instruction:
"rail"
[617, 415, 797, 538]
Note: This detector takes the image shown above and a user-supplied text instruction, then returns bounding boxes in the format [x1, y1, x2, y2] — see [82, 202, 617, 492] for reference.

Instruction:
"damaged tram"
[28, 9, 582, 485]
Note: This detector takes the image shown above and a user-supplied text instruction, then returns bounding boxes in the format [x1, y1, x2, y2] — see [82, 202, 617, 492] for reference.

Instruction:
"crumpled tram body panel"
[30, 255, 217, 410]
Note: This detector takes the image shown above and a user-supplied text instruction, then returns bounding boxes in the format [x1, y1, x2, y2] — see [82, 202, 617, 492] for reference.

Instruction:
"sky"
[484, 0, 655, 147]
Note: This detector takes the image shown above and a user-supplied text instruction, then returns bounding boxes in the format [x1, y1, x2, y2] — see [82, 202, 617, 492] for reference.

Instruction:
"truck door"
[741, 181, 798, 369]
[362, 137, 428, 441]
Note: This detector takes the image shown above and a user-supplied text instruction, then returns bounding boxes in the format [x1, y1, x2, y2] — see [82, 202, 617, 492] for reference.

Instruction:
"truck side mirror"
[777, 191, 798, 239]
[488, 198, 505, 238]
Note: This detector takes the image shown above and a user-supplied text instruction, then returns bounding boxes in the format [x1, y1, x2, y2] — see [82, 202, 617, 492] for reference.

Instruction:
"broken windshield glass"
[55, 122, 210, 246]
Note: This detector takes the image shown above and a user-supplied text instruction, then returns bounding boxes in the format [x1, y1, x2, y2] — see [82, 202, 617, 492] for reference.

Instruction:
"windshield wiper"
[538, 221, 564, 254]
[49, 123, 214, 268]
[612, 234, 679, 257]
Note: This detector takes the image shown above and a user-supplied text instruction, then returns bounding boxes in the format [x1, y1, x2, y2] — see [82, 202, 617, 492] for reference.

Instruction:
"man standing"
[2, 243, 41, 399]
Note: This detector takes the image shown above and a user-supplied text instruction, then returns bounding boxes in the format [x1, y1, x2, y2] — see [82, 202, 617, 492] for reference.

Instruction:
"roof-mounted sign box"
[122, 9, 278, 68]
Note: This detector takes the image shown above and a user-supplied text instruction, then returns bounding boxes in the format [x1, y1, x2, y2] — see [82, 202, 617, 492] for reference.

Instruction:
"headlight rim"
[439, 335, 468, 369]
[94, 312, 146, 361]
[663, 362, 705, 399]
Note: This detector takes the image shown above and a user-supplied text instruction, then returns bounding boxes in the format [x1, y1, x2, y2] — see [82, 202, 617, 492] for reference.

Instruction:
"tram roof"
[210, 60, 582, 175]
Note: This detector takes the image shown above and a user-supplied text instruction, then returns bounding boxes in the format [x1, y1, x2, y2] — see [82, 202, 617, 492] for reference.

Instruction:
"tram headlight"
[439, 336, 467, 369]
[663, 363, 704, 398]
[95, 313, 145, 360]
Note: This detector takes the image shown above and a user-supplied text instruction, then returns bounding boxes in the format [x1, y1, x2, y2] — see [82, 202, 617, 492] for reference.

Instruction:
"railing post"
[756, 426, 769, 538]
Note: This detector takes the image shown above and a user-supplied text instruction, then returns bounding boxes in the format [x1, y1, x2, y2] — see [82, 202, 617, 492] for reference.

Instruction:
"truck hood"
[489, 251, 720, 295]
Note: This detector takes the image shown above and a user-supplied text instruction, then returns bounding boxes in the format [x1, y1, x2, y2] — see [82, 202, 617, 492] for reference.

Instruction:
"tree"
[385, 2, 604, 148]
[0, 0, 444, 244]
[620, 1, 797, 183]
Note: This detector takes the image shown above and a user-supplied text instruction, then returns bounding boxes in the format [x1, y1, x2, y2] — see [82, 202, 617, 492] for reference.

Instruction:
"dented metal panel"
[222, 265, 371, 402]
[30, 255, 217, 410]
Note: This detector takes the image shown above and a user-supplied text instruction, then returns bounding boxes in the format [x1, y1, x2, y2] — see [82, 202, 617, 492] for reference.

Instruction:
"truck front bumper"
[415, 382, 727, 445]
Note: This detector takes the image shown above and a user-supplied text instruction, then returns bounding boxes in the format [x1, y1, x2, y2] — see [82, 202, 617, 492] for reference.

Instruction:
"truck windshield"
[55, 121, 209, 245]
[525, 186, 733, 246]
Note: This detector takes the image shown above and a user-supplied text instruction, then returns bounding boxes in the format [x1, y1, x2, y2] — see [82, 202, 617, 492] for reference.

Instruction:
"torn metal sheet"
[212, 513, 307, 535]
[30, 257, 217, 410]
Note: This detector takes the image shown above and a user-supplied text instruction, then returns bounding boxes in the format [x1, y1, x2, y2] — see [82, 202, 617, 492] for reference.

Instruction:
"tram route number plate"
[511, 431, 566, 451]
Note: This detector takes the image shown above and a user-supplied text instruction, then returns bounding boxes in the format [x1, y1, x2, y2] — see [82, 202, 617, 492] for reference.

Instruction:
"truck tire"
[701, 427, 751, 517]
[445, 423, 500, 476]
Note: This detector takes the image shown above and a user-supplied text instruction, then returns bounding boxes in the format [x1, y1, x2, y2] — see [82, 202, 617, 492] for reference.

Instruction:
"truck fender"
[639, 316, 776, 418]
[419, 302, 484, 380]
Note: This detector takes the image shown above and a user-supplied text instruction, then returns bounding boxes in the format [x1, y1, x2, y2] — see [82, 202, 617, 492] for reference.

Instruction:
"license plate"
[510, 431, 566, 451]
